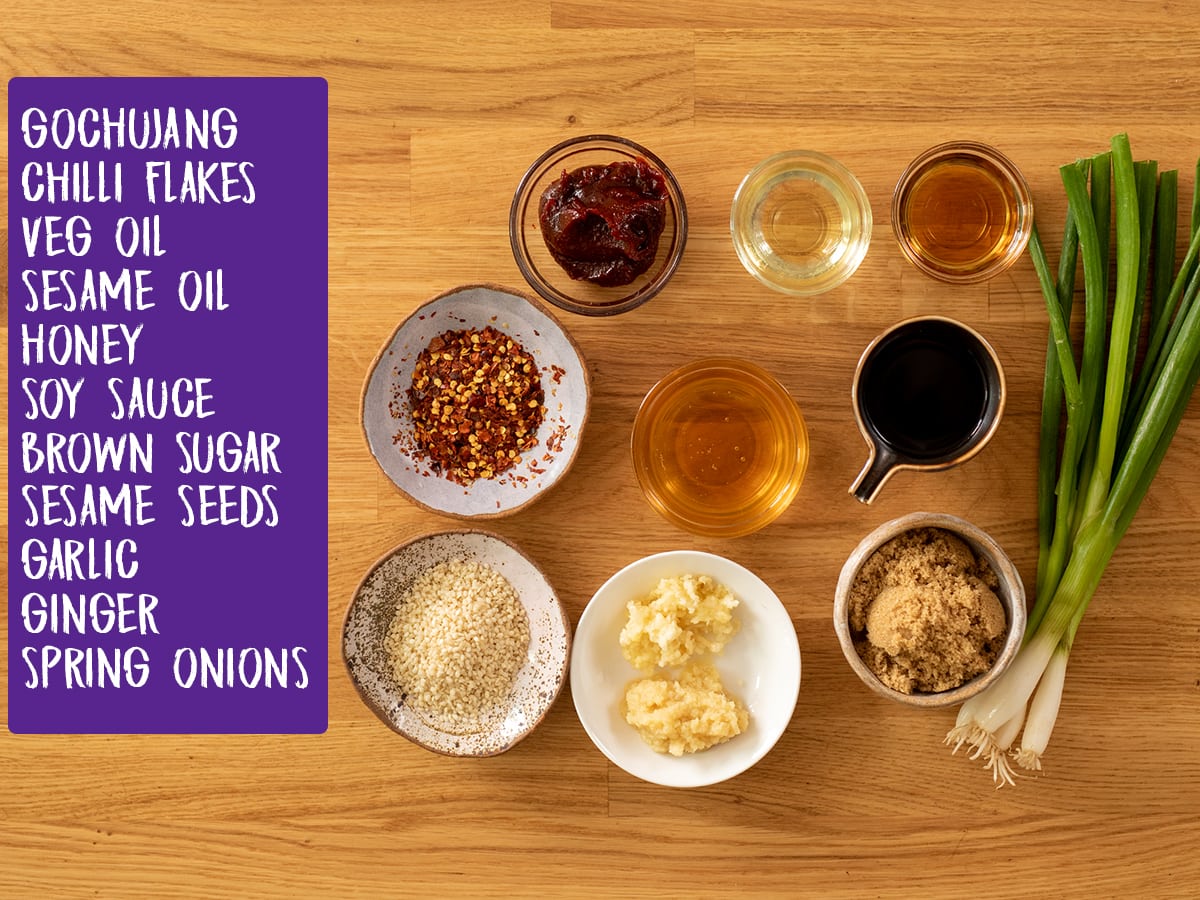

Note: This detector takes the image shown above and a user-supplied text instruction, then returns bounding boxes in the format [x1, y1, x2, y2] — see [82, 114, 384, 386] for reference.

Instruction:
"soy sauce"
[860, 321, 989, 461]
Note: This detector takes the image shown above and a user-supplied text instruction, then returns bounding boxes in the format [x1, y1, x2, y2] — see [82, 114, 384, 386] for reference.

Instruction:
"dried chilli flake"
[402, 326, 546, 484]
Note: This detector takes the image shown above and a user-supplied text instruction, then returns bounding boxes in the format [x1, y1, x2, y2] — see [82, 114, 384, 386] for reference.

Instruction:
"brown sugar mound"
[847, 527, 1007, 694]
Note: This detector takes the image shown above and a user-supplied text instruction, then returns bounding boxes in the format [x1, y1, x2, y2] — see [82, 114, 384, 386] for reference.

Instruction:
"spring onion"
[947, 134, 1200, 785]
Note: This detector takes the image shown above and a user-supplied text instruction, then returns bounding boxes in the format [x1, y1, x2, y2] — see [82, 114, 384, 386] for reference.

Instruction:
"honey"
[892, 142, 1032, 283]
[632, 359, 808, 537]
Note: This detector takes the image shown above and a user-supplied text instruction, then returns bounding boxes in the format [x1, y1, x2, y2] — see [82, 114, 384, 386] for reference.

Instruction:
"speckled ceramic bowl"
[343, 530, 571, 756]
[833, 512, 1026, 709]
[361, 283, 591, 518]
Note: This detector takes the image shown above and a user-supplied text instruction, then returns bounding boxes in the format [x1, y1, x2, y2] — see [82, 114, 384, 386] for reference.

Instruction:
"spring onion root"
[1014, 648, 1068, 771]
[947, 134, 1200, 784]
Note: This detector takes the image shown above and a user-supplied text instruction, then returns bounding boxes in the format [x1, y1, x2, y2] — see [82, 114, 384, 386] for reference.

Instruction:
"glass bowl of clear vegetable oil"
[731, 150, 873, 296]
[892, 141, 1033, 284]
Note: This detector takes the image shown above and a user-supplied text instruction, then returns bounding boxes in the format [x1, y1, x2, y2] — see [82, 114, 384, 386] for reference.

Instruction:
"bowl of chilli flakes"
[362, 283, 591, 518]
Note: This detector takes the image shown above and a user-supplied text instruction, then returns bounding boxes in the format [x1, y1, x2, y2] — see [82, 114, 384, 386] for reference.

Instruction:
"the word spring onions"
[946, 134, 1200, 786]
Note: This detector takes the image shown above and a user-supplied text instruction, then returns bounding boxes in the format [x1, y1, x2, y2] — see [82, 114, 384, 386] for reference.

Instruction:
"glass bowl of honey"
[631, 358, 809, 538]
[891, 141, 1033, 284]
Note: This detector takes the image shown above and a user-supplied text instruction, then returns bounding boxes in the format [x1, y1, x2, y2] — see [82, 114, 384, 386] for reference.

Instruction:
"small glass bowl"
[631, 358, 809, 538]
[730, 150, 872, 296]
[509, 134, 688, 317]
[892, 141, 1033, 284]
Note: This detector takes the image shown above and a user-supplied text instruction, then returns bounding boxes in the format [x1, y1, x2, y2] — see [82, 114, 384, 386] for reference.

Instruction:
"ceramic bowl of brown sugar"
[361, 283, 591, 518]
[833, 512, 1026, 709]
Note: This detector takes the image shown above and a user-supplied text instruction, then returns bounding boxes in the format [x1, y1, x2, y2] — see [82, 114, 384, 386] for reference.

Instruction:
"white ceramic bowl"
[362, 283, 591, 517]
[571, 551, 800, 787]
[343, 530, 571, 756]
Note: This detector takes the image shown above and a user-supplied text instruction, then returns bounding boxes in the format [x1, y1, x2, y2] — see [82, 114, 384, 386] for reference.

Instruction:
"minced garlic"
[619, 573, 740, 670]
[623, 662, 749, 756]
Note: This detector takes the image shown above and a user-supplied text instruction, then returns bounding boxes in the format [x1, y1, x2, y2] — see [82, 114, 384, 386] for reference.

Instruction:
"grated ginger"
[623, 662, 749, 756]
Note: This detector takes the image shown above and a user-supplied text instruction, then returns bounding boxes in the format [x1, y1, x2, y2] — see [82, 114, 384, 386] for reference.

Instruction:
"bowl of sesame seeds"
[343, 529, 572, 756]
[362, 283, 591, 518]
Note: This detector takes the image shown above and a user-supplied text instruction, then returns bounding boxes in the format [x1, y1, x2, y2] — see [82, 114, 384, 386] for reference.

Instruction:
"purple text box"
[8, 77, 328, 733]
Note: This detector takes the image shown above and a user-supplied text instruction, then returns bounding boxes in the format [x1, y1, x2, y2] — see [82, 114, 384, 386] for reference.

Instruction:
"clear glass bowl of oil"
[731, 150, 872, 296]
[631, 358, 809, 537]
[892, 141, 1033, 284]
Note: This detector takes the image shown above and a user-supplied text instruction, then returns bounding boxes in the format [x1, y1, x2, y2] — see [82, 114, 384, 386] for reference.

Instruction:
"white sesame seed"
[385, 558, 530, 734]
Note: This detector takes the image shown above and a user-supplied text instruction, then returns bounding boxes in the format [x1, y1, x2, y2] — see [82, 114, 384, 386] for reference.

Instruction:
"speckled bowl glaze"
[833, 512, 1027, 709]
[343, 530, 571, 756]
[572, 550, 801, 787]
[361, 283, 591, 518]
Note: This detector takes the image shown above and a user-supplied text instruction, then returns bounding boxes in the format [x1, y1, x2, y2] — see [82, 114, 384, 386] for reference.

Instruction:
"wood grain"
[3, 1, 1200, 897]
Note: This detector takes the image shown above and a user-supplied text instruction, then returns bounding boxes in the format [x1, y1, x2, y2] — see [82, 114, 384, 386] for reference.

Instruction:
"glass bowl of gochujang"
[510, 134, 688, 316]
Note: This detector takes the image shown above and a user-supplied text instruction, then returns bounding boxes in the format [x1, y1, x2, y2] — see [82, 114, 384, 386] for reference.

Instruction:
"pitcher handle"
[850, 446, 897, 505]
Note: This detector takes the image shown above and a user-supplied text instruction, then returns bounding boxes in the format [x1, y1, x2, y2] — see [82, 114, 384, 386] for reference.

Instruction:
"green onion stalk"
[946, 134, 1200, 786]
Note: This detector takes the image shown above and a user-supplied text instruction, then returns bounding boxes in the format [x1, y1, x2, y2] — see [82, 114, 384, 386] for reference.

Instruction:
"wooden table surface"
[4, 2, 1200, 897]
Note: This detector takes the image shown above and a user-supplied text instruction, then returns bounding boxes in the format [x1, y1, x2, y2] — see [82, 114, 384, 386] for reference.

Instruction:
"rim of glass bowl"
[509, 134, 688, 317]
[730, 149, 873, 297]
[631, 357, 809, 538]
[890, 140, 1033, 285]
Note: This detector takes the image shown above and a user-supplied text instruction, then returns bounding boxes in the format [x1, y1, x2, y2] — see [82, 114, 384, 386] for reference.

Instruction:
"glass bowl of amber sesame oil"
[892, 141, 1033, 283]
[632, 358, 809, 538]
